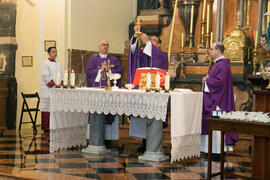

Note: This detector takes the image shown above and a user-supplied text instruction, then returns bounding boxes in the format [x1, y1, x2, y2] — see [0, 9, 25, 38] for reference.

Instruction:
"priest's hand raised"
[133, 25, 141, 37]
[101, 61, 107, 72]
[141, 33, 149, 44]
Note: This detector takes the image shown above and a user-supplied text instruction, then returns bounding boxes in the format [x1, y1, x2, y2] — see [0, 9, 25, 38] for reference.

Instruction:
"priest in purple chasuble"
[201, 42, 238, 154]
[86, 40, 123, 141]
[127, 25, 168, 151]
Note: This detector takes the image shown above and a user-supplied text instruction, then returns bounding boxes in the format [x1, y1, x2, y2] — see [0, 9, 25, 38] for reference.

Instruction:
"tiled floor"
[0, 128, 251, 180]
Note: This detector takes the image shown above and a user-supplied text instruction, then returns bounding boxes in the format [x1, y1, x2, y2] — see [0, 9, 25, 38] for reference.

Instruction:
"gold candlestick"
[244, 0, 251, 31]
[205, 33, 212, 65]
[206, 4, 210, 34]
[252, 48, 258, 75]
[180, 47, 186, 79]
[199, 0, 207, 48]
[188, 35, 195, 63]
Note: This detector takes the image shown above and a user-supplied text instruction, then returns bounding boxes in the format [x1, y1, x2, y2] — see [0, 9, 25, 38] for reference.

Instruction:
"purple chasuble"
[202, 58, 238, 146]
[86, 54, 123, 124]
[126, 39, 168, 84]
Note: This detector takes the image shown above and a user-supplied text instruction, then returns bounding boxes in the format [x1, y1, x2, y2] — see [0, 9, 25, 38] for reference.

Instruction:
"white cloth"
[40, 59, 63, 112]
[49, 112, 88, 153]
[50, 88, 169, 121]
[170, 90, 203, 162]
[49, 88, 169, 152]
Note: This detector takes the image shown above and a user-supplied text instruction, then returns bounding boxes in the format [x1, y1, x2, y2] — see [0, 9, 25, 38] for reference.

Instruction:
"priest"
[127, 25, 168, 152]
[201, 42, 238, 156]
[40, 47, 63, 132]
[86, 40, 122, 142]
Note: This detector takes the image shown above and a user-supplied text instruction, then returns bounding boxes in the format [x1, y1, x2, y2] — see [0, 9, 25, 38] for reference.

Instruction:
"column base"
[82, 145, 111, 154]
[139, 151, 169, 162]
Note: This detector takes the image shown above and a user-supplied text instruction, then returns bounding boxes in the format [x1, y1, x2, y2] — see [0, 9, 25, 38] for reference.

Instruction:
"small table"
[207, 118, 270, 180]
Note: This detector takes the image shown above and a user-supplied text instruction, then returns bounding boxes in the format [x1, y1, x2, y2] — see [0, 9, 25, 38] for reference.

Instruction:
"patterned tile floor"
[0, 128, 251, 180]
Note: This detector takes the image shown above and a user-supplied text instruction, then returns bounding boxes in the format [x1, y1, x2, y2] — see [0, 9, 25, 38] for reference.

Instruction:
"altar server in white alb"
[40, 47, 63, 132]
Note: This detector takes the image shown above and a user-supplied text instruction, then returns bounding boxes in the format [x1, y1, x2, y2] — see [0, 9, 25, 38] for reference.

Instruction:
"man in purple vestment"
[126, 25, 168, 84]
[85, 40, 123, 143]
[201, 42, 238, 155]
[127, 25, 168, 152]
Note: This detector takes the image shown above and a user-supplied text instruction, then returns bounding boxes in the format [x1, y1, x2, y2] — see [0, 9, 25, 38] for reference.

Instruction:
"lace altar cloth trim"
[171, 133, 201, 163]
[40, 98, 50, 112]
[50, 125, 87, 153]
[50, 88, 170, 121]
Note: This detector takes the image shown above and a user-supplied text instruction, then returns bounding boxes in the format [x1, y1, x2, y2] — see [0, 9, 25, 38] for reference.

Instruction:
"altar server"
[201, 42, 238, 155]
[40, 47, 63, 131]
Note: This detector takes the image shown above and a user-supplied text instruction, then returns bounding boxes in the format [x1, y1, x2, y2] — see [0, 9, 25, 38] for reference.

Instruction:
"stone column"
[82, 113, 110, 154]
[219, 0, 225, 41]
[257, 0, 263, 41]
[215, 0, 221, 41]
[139, 118, 169, 162]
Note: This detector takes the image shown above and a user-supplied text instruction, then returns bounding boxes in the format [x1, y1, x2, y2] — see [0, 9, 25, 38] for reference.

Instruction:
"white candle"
[155, 72, 160, 89]
[190, 5, 194, 34]
[210, 32, 213, 46]
[165, 72, 170, 90]
[146, 72, 151, 90]
[202, 0, 206, 20]
[181, 32, 184, 48]
[55, 72, 61, 86]
[206, 4, 210, 34]
[64, 70, 68, 86]
[70, 70, 75, 87]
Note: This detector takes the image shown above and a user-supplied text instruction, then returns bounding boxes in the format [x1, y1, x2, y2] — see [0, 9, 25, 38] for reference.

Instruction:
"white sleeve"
[143, 41, 152, 57]
[41, 62, 50, 83]
[95, 69, 102, 82]
[130, 38, 138, 55]
[204, 82, 210, 92]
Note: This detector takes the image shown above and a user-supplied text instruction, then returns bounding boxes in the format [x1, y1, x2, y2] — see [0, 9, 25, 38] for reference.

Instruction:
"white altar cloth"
[170, 90, 203, 162]
[49, 88, 170, 153]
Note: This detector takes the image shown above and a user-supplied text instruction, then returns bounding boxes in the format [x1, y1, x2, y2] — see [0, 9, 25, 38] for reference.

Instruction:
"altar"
[49, 87, 203, 162]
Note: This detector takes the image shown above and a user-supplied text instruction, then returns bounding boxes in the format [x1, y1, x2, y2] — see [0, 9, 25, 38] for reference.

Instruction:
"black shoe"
[137, 139, 146, 153]
[104, 140, 112, 149]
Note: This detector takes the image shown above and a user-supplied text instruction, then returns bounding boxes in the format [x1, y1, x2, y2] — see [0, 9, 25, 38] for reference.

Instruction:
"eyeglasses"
[101, 43, 109, 47]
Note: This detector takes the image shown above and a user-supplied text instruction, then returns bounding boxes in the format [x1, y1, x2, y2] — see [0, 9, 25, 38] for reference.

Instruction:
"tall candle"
[146, 72, 151, 90]
[64, 70, 68, 86]
[181, 32, 184, 48]
[165, 72, 170, 90]
[210, 32, 213, 46]
[190, 5, 194, 34]
[206, 4, 210, 34]
[255, 31, 258, 48]
[266, 1, 270, 26]
[202, 0, 207, 20]
[155, 72, 160, 89]
[70, 69, 75, 87]
[55, 72, 61, 86]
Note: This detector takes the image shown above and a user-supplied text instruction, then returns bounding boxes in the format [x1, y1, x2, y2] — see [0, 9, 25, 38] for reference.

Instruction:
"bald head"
[98, 40, 109, 55]
[209, 42, 225, 60]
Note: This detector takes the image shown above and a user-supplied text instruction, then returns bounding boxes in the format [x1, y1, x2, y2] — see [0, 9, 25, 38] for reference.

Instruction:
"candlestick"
[210, 32, 213, 46]
[63, 70, 68, 88]
[55, 72, 61, 88]
[188, 35, 195, 63]
[168, 0, 178, 62]
[266, 1, 270, 26]
[146, 72, 151, 91]
[206, 4, 210, 34]
[252, 48, 258, 75]
[155, 72, 161, 92]
[181, 32, 184, 48]
[180, 45, 186, 79]
[165, 72, 170, 92]
[255, 31, 258, 48]
[70, 70, 75, 88]
[190, 5, 194, 34]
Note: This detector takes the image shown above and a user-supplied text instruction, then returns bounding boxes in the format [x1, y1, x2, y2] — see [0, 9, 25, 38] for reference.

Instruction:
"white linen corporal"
[40, 59, 63, 112]
[170, 90, 203, 162]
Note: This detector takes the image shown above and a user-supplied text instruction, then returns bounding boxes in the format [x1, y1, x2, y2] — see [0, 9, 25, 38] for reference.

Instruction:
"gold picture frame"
[22, 56, 33, 67]
[44, 40, 56, 52]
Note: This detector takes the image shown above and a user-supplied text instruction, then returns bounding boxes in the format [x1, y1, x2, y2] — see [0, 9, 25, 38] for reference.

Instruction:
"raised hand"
[141, 33, 149, 44]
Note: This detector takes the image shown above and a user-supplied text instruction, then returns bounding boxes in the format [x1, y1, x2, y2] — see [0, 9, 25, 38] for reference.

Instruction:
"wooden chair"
[19, 92, 40, 133]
